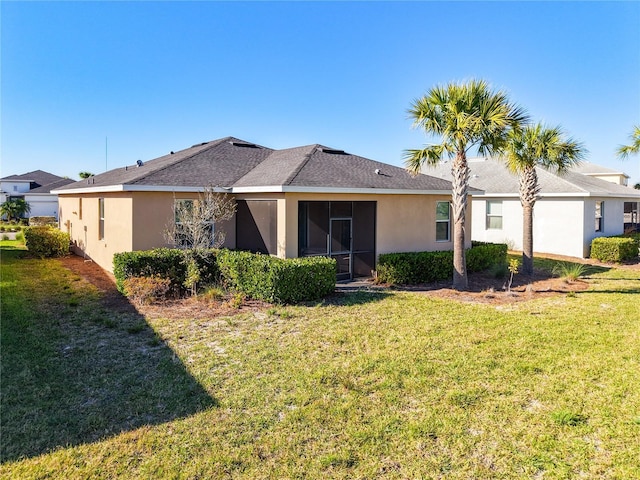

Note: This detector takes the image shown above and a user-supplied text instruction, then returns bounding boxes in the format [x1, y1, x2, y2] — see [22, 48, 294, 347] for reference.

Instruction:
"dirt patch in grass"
[57, 254, 269, 319]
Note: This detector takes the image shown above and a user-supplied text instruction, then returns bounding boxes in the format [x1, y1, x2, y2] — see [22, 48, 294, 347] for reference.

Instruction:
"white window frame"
[595, 201, 604, 232]
[174, 199, 215, 248]
[436, 201, 451, 242]
[486, 200, 503, 230]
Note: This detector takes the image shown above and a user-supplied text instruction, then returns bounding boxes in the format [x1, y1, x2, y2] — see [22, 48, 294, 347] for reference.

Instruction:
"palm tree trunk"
[451, 151, 469, 290]
[519, 166, 538, 276]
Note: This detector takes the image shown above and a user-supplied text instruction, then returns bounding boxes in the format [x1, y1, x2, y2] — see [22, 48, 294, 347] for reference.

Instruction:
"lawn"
[1, 245, 639, 479]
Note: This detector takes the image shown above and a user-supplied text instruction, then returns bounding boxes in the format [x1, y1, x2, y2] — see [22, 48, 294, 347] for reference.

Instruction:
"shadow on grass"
[323, 289, 392, 306]
[0, 249, 217, 463]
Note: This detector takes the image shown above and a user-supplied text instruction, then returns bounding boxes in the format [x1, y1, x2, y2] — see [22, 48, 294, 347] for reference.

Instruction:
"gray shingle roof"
[1, 170, 65, 187]
[425, 157, 640, 198]
[55, 137, 459, 194]
[28, 178, 76, 194]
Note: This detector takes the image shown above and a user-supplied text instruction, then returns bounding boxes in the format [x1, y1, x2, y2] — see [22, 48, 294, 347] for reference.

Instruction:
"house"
[54, 137, 477, 278]
[427, 158, 640, 258]
[0, 170, 75, 219]
[570, 161, 639, 227]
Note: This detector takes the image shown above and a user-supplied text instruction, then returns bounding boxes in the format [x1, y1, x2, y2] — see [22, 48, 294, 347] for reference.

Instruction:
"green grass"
[1, 248, 639, 478]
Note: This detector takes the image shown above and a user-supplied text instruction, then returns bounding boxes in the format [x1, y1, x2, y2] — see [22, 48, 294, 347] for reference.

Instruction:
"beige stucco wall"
[59, 193, 134, 272]
[59, 190, 465, 273]
[281, 192, 468, 259]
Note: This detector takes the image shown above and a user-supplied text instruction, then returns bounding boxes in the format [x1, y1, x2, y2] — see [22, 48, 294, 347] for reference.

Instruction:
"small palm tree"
[405, 79, 528, 290]
[617, 126, 640, 160]
[504, 123, 585, 275]
[0, 198, 31, 222]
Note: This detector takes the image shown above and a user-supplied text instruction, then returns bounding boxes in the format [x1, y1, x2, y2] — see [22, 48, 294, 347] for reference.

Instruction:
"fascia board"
[233, 186, 470, 195]
[55, 184, 487, 196]
[54, 185, 234, 194]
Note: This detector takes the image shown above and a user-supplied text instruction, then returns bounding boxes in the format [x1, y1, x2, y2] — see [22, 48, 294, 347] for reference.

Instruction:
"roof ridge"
[281, 144, 320, 186]
[125, 137, 232, 185]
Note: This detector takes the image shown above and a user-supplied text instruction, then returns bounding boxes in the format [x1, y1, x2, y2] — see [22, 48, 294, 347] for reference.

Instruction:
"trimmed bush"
[113, 248, 186, 294]
[113, 248, 220, 295]
[376, 242, 508, 285]
[468, 241, 508, 272]
[29, 216, 58, 227]
[590, 237, 639, 263]
[217, 250, 336, 304]
[123, 276, 171, 305]
[24, 226, 70, 258]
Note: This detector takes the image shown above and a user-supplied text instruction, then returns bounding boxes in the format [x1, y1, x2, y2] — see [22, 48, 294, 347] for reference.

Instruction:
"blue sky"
[2, 1, 639, 183]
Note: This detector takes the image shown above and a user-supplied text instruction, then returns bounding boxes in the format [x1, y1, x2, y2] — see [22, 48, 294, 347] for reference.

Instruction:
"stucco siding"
[472, 197, 586, 258]
[59, 194, 134, 272]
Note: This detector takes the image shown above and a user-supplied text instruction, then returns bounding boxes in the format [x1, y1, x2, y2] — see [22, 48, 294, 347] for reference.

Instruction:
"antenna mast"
[105, 136, 108, 171]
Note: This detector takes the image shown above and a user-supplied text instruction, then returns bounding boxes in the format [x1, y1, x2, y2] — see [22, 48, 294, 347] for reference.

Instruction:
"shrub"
[113, 248, 221, 296]
[590, 237, 638, 263]
[113, 248, 186, 294]
[123, 276, 171, 305]
[376, 242, 507, 285]
[29, 216, 57, 227]
[552, 262, 587, 281]
[468, 242, 508, 272]
[24, 226, 70, 258]
[217, 250, 336, 304]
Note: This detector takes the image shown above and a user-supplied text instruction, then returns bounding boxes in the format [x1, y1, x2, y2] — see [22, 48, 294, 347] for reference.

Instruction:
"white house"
[427, 158, 640, 258]
[0, 170, 75, 219]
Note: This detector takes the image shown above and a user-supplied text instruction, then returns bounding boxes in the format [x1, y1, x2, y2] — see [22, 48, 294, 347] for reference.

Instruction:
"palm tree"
[504, 123, 585, 275]
[0, 198, 31, 222]
[405, 79, 528, 290]
[617, 125, 640, 159]
[79, 171, 95, 179]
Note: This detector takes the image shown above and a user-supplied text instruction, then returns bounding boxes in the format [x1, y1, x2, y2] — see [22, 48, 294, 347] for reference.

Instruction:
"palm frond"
[617, 125, 640, 160]
[403, 145, 445, 175]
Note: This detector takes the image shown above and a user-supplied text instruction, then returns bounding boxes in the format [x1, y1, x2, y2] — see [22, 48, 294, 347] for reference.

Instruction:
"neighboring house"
[427, 158, 640, 258]
[570, 161, 639, 226]
[54, 136, 478, 278]
[570, 161, 630, 186]
[0, 170, 75, 219]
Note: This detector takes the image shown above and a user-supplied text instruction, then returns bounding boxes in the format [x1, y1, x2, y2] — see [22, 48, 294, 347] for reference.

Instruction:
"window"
[595, 201, 604, 232]
[174, 199, 214, 248]
[78, 198, 83, 220]
[98, 198, 105, 240]
[436, 201, 451, 242]
[486, 201, 503, 229]
[13, 186, 17, 192]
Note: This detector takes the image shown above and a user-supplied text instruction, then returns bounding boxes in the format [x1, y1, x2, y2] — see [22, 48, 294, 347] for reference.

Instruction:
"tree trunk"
[451, 151, 469, 291]
[519, 166, 538, 276]
[522, 203, 534, 276]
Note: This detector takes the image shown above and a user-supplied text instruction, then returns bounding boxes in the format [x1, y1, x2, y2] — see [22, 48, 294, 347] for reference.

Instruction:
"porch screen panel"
[236, 200, 277, 255]
[352, 201, 376, 277]
[299, 201, 329, 256]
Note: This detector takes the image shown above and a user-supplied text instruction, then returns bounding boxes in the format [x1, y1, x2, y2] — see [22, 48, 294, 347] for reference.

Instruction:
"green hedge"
[376, 242, 508, 285]
[112, 248, 219, 294]
[590, 237, 639, 263]
[217, 250, 336, 304]
[24, 226, 70, 258]
[113, 248, 335, 304]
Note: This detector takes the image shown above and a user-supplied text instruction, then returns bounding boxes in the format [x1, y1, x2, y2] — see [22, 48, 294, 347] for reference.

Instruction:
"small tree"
[1, 198, 31, 222]
[79, 171, 95, 179]
[165, 188, 236, 251]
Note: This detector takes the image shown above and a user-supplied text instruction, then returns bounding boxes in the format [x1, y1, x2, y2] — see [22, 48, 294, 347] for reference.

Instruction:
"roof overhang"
[473, 192, 640, 199]
[55, 184, 479, 196]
